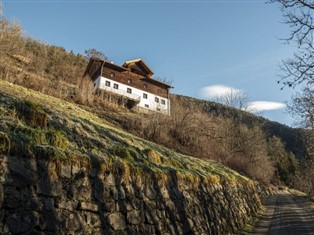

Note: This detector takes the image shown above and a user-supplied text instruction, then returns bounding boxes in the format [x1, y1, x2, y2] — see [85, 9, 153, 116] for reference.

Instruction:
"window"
[157, 108, 161, 111]
[155, 97, 159, 103]
[105, 81, 110, 87]
[145, 104, 149, 108]
[161, 99, 166, 105]
[127, 88, 132, 94]
[143, 84, 147, 89]
[127, 78, 132, 83]
[114, 83, 119, 89]
[110, 72, 115, 78]
[143, 93, 148, 99]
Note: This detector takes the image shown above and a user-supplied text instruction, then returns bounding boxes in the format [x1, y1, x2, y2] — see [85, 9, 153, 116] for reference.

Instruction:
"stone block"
[118, 185, 126, 200]
[102, 201, 116, 212]
[85, 213, 101, 227]
[160, 187, 170, 199]
[77, 186, 92, 201]
[89, 167, 98, 178]
[105, 173, 116, 186]
[144, 199, 156, 209]
[108, 212, 126, 231]
[5, 157, 36, 187]
[110, 186, 119, 201]
[116, 201, 127, 213]
[58, 201, 78, 211]
[37, 211, 58, 232]
[71, 163, 81, 176]
[41, 198, 55, 211]
[144, 209, 158, 224]
[127, 210, 144, 225]
[5, 211, 38, 234]
[65, 213, 83, 231]
[60, 164, 72, 178]
[3, 186, 20, 209]
[131, 198, 143, 210]
[37, 174, 62, 197]
[79, 201, 99, 212]
[145, 186, 156, 200]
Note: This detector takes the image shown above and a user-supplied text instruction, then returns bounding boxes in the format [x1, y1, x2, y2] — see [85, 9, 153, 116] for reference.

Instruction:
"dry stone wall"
[0, 154, 261, 234]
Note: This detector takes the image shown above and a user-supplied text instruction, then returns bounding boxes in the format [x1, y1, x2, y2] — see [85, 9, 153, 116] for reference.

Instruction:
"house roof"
[122, 59, 154, 77]
[103, 61, 128, 72]
[83, 57, 128, 77]
[83, 57, 104, 77]
[84, 57, 173, 88]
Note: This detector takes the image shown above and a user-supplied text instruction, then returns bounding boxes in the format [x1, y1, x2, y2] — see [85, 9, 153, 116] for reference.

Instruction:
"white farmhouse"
[84, 58, 173, 115]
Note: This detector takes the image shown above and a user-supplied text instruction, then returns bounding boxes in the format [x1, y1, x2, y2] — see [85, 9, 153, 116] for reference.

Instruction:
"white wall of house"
[94, 76, 170, 115]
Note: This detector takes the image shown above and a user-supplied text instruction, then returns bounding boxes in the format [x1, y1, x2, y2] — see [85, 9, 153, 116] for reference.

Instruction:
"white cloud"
[199, 85, 287, 113]
[247, 101, 286, 112]
[200, 85, 242, 98]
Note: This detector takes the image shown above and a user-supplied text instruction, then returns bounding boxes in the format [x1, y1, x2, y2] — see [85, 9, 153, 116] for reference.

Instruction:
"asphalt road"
[252, 191, 314, 235]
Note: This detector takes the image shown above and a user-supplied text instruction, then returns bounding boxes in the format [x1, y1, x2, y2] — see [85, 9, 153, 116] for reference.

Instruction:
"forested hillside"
[0, 18, 313, 196]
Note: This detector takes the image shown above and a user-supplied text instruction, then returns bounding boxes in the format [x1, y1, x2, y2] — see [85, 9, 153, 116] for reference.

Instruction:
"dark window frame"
[113, 83, 119, 89]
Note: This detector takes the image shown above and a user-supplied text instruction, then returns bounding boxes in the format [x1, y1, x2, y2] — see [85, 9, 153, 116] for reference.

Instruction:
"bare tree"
[84, 48, 108, 61]
[269, 0, 314, 87]
[215, 89, 253, 111]
[288, 86, 314, 129]
[0, 18, 24, 55]
[271, 0, 314, 194]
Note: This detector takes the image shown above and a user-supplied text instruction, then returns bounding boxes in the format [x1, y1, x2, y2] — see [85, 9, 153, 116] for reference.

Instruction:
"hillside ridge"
[0, 79, 263, 234]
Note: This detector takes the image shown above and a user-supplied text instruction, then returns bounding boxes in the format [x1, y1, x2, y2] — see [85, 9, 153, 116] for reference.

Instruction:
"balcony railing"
[98, 84, 141, 102]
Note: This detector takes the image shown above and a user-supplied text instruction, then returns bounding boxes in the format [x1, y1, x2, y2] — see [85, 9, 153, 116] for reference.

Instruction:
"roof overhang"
[122, 58, 154, 77]
[83, 57, 104, 77]
[141, 77, 173, 89]
[83, 57, 128, 77]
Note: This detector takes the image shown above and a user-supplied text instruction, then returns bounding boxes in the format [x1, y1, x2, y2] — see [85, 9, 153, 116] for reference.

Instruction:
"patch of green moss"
[46, 128, 68, 150]
[7, 125, 69, 158]
[33, 145, 65, 161]
[17, 100, 47, 128]
[109, 145, 133, 161]
[8, 126, 42, 155]
[143, 148, 162, 164]
[127, 147, 140, 159]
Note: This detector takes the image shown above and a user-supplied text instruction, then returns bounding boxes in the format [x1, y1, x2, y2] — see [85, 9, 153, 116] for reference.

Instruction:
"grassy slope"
[1, 51, 305, 160]
[0, 79, 255, 187]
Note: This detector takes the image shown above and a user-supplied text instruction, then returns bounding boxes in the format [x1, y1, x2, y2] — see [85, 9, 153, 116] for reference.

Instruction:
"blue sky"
[3, 0, 298, 126]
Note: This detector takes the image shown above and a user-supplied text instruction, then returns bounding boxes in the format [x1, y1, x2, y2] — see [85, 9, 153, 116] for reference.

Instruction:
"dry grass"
[0, 80, 255, 188]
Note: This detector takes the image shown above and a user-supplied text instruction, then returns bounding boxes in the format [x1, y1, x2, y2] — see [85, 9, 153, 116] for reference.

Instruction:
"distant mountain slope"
[172, 95, 306, 158]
